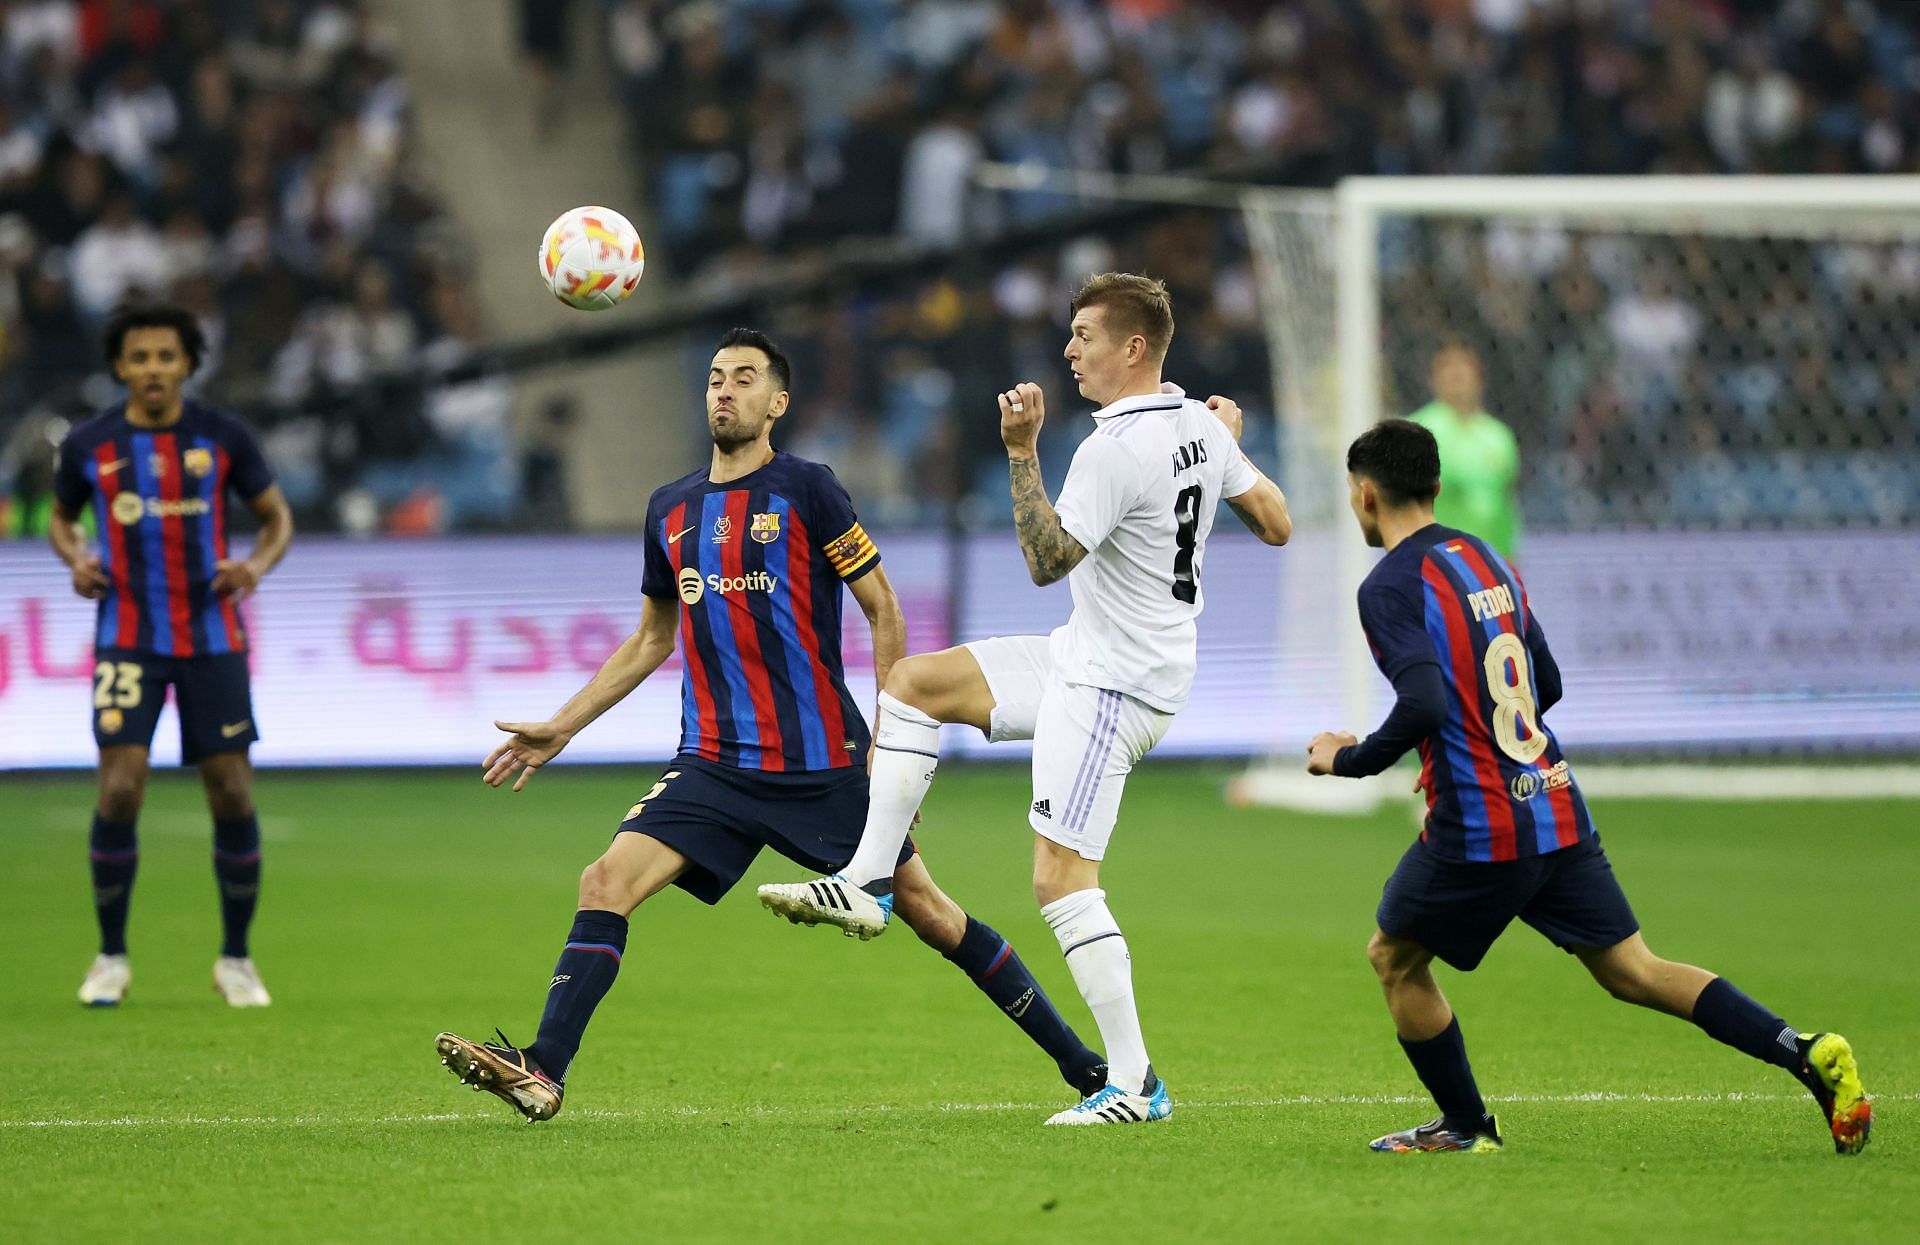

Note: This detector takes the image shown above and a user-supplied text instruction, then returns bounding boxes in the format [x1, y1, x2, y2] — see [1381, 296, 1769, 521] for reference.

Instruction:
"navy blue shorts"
[616, 757, 915, 905]
[91, 648, 258, 764]
[1376, 834, 1639, 972]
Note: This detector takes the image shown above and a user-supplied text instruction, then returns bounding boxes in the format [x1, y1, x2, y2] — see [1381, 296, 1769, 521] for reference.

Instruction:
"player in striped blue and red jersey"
[48, 303, 294, 1010]
[433, 329, 1106, 1122]
[1306, 420, 1869, 1157]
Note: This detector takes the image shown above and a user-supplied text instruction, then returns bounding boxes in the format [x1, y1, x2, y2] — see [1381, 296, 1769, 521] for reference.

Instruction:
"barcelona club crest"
[183, 447, 213, 478]
[750, 512, 781, 544]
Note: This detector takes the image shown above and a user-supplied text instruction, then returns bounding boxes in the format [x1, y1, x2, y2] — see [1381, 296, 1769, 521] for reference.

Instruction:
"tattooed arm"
[1226, 478, 1292, 546]
[999, 382, 1087, 586]
[1007, 453, 1088, 586]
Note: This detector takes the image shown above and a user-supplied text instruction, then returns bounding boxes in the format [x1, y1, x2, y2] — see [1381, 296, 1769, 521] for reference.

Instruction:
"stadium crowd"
[609, 0, 1920, 529]
[0, 0, 517, 538]
[4, 0, 1918, 534]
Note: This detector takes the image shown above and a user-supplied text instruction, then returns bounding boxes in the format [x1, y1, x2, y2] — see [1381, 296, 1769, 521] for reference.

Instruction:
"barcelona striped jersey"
[1356, 524, 1595, 863]
[54, 402, 276, 657]
[641, 452, 879, 773]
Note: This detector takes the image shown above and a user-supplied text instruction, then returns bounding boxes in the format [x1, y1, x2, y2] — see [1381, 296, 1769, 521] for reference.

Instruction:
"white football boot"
[213, 956, 273, 1007]
[78, 954, 131, 1007]
[1044, 1069, 1172, 1126]
[756, 874, 894, 940]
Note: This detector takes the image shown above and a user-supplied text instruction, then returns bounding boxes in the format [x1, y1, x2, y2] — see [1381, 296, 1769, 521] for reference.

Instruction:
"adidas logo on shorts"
[1031, 799, 1052, 819]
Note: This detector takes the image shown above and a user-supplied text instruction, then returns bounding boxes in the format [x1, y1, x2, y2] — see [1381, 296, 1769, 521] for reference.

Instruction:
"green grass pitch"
[3, 763, 1915, 1243]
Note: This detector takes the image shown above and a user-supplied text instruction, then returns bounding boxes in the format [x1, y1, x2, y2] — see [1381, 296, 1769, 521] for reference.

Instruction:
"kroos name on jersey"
[677, 567, 780, 604]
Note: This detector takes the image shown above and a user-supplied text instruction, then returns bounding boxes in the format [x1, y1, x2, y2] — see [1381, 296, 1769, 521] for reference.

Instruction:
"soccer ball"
[538, 206, 646, 310]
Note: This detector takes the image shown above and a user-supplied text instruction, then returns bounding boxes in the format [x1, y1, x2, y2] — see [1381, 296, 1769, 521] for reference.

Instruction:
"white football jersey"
[1049, 384, 1260, 712]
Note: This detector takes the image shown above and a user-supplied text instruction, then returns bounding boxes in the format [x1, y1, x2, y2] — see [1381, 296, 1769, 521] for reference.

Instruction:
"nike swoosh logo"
[668, 524, 697, 543]
[220, 720, 252, 738]
[99, 458, 129, 475]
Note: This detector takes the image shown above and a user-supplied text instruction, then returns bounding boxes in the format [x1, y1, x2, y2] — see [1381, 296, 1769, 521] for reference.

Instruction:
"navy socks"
[529, 909, 629, 1085]
[88, 814, 138, 956]
[1399, 1016, 1490, 1133]
[1691, 977, 1800, 1070]
[212, 816, 262, 958]
[945, 916, 1104, 1089]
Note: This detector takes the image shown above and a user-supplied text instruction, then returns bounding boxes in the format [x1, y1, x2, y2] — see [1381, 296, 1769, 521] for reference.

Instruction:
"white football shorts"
[963, 634, 1173, 861]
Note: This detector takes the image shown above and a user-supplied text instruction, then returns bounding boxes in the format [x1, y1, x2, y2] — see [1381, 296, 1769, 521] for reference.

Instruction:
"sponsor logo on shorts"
[98, 707, 124, 734]
[1510, 759, 1572, 802]
[1031, 798, 1052, 819]
[220, 719, 252, 739]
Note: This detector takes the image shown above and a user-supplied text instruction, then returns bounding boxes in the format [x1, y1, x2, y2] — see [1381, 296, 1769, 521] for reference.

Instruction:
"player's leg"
[197, 750, 270, 1006]
[525, 830, 690, 1077]
[1030, 684, 1174, 1126]
[1537, 839, 1871, 1155]
[79, 649, 165, 1007]
[759, 637, 1049, 933]
[178, 651, 270, 1006]
[837, 644, 996, 887]
[437, 831, 691, 1122]
[439, 763, 757, 1121]
[1364, 929, 1500, 1151]
[889, 853, 1108, 1096]
[79, 744, 150, 1006]
[1364, 840, 1519, 1152]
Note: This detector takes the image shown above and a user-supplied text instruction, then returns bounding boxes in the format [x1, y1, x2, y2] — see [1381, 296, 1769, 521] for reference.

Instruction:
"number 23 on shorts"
[93, 660, 144, 709]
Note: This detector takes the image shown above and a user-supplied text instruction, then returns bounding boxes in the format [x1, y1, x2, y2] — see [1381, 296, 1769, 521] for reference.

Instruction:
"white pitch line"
[3, 1091, 1906, 1130]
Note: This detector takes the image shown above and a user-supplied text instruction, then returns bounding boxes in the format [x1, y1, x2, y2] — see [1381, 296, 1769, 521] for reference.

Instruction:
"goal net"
[1235, 177, 1920, 809]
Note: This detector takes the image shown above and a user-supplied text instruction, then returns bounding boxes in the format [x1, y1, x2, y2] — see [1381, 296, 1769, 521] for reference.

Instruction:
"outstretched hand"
[484, 719, 573, 791]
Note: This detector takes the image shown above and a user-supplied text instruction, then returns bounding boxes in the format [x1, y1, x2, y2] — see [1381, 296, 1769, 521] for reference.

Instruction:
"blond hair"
[1069, 272, 1174, 361]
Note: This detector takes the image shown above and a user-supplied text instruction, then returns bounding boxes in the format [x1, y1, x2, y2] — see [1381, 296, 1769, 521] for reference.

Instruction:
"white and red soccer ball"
[538, 206, 645, 310]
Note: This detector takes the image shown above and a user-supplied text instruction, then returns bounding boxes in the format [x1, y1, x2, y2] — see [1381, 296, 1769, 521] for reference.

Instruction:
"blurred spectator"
[520, 393, 578, 532]
[67, 188, 163, 317]
[517, 0, 575, 128]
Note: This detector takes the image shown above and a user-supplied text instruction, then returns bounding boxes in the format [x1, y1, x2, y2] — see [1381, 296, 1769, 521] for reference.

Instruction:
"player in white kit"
[760, 273, 1291, 1124]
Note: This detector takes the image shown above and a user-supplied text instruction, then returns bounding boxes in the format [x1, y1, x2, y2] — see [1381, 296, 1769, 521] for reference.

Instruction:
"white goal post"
[1235, 175, 1920, 810]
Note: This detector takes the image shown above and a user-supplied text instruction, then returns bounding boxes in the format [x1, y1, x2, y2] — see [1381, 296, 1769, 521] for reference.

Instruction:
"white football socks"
[840, 692, 942, 888]
[1042, 887, 1151, 1095]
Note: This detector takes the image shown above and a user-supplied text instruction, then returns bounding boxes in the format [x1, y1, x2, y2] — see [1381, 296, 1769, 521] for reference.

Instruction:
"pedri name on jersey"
[1466, 582, 1517, 623]
[1170, 438, 1210, 475]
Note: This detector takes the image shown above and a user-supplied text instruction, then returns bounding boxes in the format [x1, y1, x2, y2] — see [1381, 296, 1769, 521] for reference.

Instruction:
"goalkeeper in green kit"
[1407, 345, 1520, 560]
